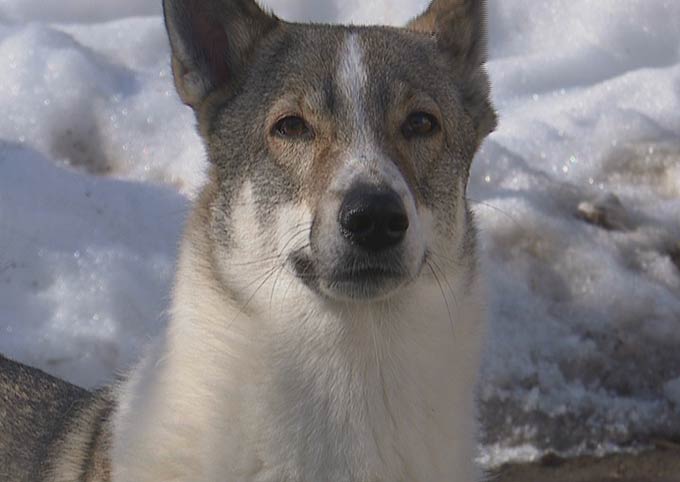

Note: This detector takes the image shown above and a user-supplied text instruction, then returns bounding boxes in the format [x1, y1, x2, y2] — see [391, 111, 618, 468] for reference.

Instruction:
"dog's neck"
[112, 196, 484, 481]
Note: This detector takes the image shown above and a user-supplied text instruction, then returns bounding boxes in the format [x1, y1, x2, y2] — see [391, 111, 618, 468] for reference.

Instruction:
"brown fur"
[0, 0, 497, 479]
[0, 354, 112, 482]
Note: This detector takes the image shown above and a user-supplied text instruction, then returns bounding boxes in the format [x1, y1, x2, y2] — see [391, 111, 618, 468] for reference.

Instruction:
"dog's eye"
[402, 112, 439, 139]
[274, 116, 311, 139]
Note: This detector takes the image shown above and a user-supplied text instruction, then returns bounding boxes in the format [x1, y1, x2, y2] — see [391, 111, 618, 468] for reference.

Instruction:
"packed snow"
[0, 0, 679, 467]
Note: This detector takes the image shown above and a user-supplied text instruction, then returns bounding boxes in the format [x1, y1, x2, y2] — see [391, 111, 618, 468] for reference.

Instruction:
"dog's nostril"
[339, 184, 409, 251]
[345, 211, 375, 237]
[387, 213, 409, 237]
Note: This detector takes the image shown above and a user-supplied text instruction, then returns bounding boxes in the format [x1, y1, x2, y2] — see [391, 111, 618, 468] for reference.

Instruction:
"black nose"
[339, 184, 410, 251]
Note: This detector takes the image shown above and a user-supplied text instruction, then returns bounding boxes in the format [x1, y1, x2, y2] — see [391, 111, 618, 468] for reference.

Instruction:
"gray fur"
[163, 0, 279, 107]
[0, 0, 496, 479]
[408, 0, 497, 143]
[201, 22, 492, 238]
[0, 354, 112, 482]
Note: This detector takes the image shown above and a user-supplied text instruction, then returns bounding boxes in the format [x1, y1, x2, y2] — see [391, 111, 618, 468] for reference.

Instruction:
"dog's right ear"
[163, 0, 279, 108]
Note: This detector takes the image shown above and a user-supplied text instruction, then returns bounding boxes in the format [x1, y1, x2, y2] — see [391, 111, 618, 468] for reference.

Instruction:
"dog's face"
[164, 0, 496, 303]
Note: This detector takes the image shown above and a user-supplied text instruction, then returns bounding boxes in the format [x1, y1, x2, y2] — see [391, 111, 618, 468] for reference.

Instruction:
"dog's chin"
[321, 268, 408, 302]
[289, 250, 421, 302]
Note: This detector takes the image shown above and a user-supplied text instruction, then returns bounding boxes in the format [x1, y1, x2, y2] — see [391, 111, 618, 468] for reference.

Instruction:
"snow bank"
[0, 19, 206, 195]
[0, 0, 679, 465]
[0, 143, 186, 387]
[472, 0, 680, 463]
[0, 0, 160, 23]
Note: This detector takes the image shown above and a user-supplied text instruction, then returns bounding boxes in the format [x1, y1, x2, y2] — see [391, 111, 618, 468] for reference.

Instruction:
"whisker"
[427, 249, 465, 269]
[466, 196, 522, 228]
[237, 264, 280, 296]
[226, 223, 312, 267]
[281, 272, 298, 308]
[426, 260, 455, 339]
[268, 263, 286, 314]
[226, 265, 281, 331]
[264, 229, 314, 314]
[428, 257, 460, 313]
[280, 243, 313, 301]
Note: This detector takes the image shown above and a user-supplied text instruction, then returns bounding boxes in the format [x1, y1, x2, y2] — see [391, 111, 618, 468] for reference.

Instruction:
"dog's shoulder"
[0, 354, 113, 482]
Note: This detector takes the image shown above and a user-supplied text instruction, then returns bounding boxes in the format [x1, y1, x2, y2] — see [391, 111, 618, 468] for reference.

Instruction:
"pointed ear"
[407, 0, 488, 68]
[163, 0, 279, 108]
[408, 0, 496, 142]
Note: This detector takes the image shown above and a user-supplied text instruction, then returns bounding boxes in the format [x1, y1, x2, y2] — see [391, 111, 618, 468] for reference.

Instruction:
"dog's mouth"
[332, 266, 402, 282]
[289, 249, 421, 301]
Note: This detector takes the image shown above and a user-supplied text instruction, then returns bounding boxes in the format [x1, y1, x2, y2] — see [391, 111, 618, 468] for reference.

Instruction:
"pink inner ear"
[190, 11, 231, 86]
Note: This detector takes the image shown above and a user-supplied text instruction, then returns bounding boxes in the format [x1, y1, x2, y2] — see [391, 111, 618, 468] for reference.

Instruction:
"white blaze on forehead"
[338, 33, 368, 132]
[333, 32, 412, 201]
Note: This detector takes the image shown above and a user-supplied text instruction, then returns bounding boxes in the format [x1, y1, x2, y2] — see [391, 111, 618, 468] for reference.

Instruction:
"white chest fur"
[111, 239, 485, 482]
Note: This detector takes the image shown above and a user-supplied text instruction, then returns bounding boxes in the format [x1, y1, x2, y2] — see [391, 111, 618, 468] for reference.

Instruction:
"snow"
[0, 143, 187, 387]
[0, 18, 206, 194]
[1, 0, 679, 467]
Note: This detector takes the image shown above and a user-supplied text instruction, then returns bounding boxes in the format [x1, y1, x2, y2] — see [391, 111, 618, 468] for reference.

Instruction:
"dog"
[0, 0, 496, 480]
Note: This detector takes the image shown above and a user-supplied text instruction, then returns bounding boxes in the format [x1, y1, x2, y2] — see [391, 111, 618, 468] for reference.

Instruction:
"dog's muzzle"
[292, 182, 417, 301]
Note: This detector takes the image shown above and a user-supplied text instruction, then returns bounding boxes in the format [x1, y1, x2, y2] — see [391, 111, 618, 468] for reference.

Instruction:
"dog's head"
[164, 0, 496, 304]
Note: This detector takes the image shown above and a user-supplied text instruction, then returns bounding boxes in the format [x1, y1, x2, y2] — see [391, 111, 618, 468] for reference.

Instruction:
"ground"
[493, 446, 680, 482]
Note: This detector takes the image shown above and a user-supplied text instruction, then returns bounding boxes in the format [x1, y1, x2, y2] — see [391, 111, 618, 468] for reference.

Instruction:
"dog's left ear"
[163, 0, 280, 109]
[408, 0, 489, 68]
[408, 0, 497, 141]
